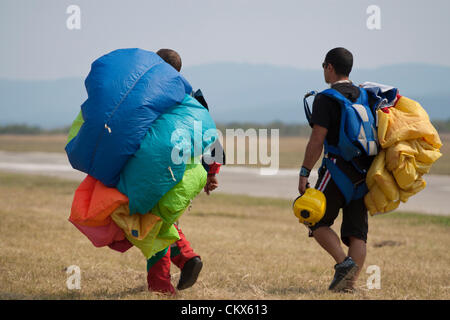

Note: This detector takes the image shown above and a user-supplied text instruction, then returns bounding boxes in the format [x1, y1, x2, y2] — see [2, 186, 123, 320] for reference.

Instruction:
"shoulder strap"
[319, 88, 349, 158]
[320, 88, 352, 104]
[356, 87, 369, 105]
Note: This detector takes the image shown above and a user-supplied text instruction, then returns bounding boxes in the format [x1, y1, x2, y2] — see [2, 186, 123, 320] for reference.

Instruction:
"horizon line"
[1, 61, 449, 82]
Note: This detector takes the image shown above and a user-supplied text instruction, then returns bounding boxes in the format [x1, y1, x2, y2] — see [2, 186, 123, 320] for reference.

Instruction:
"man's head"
[157, 48, 182, 72]
[322, 47, 353, 84]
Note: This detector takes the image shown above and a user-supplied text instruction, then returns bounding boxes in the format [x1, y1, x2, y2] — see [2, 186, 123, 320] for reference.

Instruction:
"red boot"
[171, 225, 203, 290]
[147, 246, 175, 295]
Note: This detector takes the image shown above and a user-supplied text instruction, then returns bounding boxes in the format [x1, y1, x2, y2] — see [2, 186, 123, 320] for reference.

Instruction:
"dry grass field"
[0, 134, 448, 174]
[0, 171, 449, 300]
[0, 134, 68, 153]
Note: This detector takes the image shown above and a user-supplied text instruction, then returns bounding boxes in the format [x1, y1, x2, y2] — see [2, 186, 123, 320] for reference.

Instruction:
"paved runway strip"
[1, 151, 448, 216]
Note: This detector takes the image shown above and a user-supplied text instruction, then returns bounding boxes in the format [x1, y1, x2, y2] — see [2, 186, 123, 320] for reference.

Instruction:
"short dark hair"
[324, 47, 353, 76]
[156, 48, 182, 72]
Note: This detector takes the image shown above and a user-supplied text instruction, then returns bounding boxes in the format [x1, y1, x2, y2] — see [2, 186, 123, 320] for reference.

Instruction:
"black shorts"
[308, 158, 368, 247]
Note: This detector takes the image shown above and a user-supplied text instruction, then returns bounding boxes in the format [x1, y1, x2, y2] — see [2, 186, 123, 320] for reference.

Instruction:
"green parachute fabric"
[125, 161, 207, 259]
[67, 111, 84, 144]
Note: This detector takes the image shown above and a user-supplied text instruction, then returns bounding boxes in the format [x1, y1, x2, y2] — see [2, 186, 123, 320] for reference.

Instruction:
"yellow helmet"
[292, 188, 326, 226]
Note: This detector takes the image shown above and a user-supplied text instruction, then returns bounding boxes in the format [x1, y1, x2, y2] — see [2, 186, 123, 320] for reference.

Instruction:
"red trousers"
[147, 225, 199, 294]
[170, 225, 200, 269]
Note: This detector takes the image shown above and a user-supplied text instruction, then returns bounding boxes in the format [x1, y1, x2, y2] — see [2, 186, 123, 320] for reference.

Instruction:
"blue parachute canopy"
[65, 48, 192, 187]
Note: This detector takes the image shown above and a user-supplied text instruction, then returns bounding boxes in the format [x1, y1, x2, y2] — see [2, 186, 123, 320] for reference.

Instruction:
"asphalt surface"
[1, 150, 449, 216]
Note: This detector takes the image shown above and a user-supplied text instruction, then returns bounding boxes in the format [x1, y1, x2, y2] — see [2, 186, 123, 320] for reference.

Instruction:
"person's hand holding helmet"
[298, 166, 311, 194]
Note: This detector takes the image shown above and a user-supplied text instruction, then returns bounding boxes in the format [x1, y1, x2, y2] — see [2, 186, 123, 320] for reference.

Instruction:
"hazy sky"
[2, 0, 450, 79]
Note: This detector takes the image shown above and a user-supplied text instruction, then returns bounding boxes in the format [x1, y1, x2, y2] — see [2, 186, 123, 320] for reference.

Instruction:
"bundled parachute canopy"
[69, 161, 206, 259]
[66, 48, 216, 259]
[65, 48, 192, 187]
[365, 95, 442, 215]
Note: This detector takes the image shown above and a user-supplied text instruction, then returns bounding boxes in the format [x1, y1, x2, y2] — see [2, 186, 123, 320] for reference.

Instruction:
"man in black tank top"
[298, 48, 373, 292]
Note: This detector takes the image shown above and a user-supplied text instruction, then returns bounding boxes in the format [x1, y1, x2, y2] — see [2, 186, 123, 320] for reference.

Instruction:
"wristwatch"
[299, 166, 311, 178]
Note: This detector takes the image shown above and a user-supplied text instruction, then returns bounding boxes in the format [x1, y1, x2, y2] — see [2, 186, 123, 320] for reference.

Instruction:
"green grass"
[199, 193, 450, 226]
[201, 192, 291, 208]
[377, 211, 450, 227]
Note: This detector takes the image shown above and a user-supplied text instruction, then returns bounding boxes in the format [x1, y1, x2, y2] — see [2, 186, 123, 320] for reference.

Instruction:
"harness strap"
[323, 157, 368, 205]
[303, 91, 316, 128]
[324, 141, 341, 158]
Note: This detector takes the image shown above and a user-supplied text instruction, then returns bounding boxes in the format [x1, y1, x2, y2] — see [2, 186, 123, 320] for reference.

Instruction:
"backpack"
[303, 87, 379, 204]
[305, 87, 378, 160]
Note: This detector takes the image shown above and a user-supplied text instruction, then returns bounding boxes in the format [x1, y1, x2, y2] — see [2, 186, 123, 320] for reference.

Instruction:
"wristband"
[299, 166, 311, 178]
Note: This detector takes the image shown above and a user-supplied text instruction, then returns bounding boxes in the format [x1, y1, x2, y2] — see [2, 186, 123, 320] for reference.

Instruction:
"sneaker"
[328, 256, 359, 292]
[177, 256, 203, 290]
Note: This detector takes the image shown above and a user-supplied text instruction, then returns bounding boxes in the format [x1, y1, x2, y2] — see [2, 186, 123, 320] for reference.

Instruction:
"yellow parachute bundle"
[365, 96, 442, 216]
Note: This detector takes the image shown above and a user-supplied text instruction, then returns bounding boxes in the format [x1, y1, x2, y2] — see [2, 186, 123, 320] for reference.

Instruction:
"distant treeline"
[1, 119, 450, 136]
[0, 122, 311, 136]
[0, 122, 313, 136]
[0, 124, 70, 135]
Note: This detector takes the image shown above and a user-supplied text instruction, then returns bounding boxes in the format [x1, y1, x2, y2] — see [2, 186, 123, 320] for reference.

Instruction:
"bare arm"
[298, 124, 328, 194]
[303, 124, 327, 169]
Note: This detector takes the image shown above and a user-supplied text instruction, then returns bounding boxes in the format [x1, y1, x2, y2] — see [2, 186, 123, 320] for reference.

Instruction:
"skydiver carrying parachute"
[295, 47, 442, 292]
[296, 48, 374, 292]
[66, 47, 224, 295]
